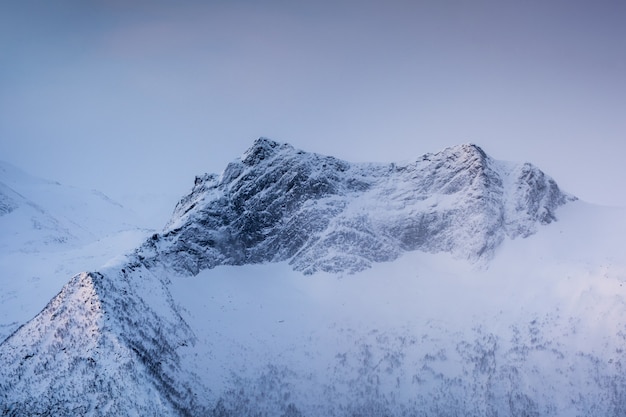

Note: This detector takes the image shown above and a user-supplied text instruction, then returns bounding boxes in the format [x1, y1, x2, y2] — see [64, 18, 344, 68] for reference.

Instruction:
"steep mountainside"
[2, 139, 624, 417]
[142, 138, 571, 275]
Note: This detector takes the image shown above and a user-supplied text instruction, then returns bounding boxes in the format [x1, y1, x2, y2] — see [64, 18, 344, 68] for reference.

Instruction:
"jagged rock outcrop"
[141, 138, 572, 274]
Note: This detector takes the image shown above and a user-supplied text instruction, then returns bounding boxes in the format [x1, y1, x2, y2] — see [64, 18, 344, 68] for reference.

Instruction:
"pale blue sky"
[1, 0, 625, 216]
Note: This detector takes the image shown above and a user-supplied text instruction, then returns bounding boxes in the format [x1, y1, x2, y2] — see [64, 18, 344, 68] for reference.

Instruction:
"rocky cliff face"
[141, 138, 571, 274]
[1, 139, 590, 417]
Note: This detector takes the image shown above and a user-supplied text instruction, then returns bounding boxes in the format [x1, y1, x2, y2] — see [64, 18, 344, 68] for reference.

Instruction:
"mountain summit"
[140, 138, 571, 274]
[6, 140, 623, 417]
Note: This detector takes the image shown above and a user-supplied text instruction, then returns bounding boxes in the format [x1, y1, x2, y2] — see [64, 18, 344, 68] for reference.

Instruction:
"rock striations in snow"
[4, 139, 626, 417]
[142, 138, 571, 275]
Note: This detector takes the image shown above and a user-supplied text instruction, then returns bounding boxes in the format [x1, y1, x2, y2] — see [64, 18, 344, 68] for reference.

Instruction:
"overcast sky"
[1, 0, 625, 222]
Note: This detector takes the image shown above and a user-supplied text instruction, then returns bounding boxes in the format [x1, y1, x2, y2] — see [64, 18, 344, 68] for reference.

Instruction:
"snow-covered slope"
[0, 161, 153, 340]
[2, 139, 624, 416]
[170, 203, 626, 416]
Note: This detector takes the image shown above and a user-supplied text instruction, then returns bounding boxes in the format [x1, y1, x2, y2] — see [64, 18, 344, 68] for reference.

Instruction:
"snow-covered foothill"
[0, 161, 154, 341]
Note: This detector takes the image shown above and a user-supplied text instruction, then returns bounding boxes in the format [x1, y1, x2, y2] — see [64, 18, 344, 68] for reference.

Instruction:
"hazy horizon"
[2, 0, 625, 209]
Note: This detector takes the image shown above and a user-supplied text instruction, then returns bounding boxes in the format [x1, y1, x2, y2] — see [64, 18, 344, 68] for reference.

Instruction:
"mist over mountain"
[1, 139, 625, 417]
[0, 161, 152, 340]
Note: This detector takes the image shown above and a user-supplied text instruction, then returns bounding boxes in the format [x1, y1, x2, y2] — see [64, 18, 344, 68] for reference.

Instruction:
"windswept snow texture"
[145, 138, 572, 275]
[4, 139, 625, 417]
[0, 267, 200, 416]
[0, 161, 152, 341]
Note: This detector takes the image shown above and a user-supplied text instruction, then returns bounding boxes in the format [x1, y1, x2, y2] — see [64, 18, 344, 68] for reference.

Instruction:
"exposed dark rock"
[143, 139, 572, 274]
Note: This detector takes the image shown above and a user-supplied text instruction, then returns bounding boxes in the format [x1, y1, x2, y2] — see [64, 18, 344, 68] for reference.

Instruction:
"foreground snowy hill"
[0, 161, 153, 340]
[1, 139, 625, 416]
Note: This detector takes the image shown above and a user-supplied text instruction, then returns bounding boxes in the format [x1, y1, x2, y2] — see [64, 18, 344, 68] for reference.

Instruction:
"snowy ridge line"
[141, 138, 572, 275]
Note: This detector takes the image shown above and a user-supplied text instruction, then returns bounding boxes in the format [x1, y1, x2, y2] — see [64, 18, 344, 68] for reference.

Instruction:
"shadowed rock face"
[142, 138, 572, 274]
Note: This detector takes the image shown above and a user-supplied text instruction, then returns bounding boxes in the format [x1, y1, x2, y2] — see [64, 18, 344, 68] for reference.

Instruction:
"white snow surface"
[166, 200, 626, 416]
[0, 161, 154, 341]
[1, 141, 625, 416]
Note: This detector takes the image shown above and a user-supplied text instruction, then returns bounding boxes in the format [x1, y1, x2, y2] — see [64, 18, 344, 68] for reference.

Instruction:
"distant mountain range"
[0, 161, 152, 340]
[1, 139, 625, 416]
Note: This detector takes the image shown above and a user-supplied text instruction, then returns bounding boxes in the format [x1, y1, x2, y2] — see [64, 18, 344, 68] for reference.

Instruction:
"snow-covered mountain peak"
[240, 137, 294, 166]
[3, 139, 624, 417]
[427, 142, 488, 163]
[151, 139, 571, 275]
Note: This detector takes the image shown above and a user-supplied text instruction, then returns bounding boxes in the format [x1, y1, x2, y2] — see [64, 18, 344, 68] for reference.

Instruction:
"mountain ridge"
[141, 138, 572, 275]
[5, 139, 620, 417]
